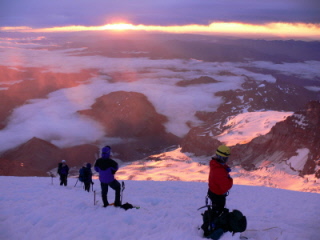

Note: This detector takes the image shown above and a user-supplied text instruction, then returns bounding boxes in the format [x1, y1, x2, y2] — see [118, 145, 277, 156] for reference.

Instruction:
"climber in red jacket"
[208, 145, 233, 216]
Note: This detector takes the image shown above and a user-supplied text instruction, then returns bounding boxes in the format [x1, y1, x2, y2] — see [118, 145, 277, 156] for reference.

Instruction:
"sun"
[101, 23, 136, 31]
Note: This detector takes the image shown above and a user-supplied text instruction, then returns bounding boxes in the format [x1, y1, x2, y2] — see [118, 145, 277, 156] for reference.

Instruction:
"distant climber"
[81, 163, 93, 192]
[57, 160, 69, 186]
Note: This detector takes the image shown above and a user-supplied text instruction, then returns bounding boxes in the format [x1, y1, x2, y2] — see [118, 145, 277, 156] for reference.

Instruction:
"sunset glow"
[1, 22, 319, 40]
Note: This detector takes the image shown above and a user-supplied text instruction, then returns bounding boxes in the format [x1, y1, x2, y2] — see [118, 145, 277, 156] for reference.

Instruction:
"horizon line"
[1, 22, 320, 40]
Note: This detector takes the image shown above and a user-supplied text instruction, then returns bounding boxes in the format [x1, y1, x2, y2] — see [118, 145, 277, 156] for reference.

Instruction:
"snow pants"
[59, 174, 68, 186]
[100, 180, 121, 207]
[207, 190, 226, 216]
[84, 181, 91, 192]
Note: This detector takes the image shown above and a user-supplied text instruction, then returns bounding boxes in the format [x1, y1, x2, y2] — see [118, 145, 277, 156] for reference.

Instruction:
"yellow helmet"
[216, 145, 231, 157]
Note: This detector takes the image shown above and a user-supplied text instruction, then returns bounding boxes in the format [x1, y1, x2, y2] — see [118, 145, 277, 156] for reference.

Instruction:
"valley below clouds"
[1, 33, 319, 153]
[0, 33, 320, 180]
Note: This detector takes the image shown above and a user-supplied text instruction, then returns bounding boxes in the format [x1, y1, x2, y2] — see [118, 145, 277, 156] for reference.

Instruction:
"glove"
[226, 167, 231, 173]
[91, 181, 94, 185]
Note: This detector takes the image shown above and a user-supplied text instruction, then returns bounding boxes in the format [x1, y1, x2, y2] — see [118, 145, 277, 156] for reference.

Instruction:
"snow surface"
[1, 176, 319, 240]
[216, 111, 293, 146]
[287, 148, 309, 172]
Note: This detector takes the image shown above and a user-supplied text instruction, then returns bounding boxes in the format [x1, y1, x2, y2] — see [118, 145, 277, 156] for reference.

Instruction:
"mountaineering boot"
[103, 203, 109, 208]
[102, 197, 109, 208]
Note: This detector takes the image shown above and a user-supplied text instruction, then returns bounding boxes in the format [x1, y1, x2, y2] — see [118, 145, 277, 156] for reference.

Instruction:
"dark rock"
[176, 76, 220, 87]
[79, 91, 180, 161]
[0, 137, 62, 176]
[61, 144, 100, 167]
[181, 127, 222, 156]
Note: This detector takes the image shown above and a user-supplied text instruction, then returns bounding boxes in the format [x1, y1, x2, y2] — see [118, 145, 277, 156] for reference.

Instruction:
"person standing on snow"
[57, 160, 69, 186]
[83, 163, 93, 192]
[94, 146, 121, 207]
[208, 145, 233, 216]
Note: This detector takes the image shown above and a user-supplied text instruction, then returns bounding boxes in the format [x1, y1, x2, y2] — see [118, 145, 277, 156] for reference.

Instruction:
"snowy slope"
[0, 176, 319, 240]
[216, 111, 293, 146]
[115, 148, 320, 193]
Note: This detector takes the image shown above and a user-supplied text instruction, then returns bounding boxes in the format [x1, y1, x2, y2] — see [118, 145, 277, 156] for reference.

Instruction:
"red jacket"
[208, 158, 233, 195]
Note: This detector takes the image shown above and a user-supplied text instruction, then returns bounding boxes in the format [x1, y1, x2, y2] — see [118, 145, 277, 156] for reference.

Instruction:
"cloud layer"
[0, 38, 319, 153]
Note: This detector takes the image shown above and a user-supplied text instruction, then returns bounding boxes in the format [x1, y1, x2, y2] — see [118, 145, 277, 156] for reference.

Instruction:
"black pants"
[101, 180, 121, 207]
[59, 174, 68, 186]
[207, 189, 226, 216]
[84, 181, 91, 192]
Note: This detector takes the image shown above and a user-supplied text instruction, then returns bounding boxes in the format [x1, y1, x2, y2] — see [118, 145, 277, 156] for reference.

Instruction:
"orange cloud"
[1, 22, 319, 40]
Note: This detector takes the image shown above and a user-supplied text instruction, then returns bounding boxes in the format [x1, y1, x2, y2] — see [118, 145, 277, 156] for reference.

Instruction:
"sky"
[1, 0, 320, 39]
[0, 174, 319, 240]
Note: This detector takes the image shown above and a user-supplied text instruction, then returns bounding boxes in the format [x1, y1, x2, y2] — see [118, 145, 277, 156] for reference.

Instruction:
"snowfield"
[1, 112, 319, 240]
[115, 148, 320, 193]
[216, 111, 293, 146]
[1, 176, 319, 240]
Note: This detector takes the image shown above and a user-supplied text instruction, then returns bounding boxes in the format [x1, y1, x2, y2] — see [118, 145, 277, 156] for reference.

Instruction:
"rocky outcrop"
[0, 137, 100, 176]
[180, 77, 318, 155]
[176, 76, 220, 87]
[60, 144, 99, 168]
[180, 127, 222, 156]
[80, 91, 168, 137]
[180, 100, 320, 177]
[231, 101, 320, 176]
[0, 137, 62, 176]
[79, 91, 180, 160]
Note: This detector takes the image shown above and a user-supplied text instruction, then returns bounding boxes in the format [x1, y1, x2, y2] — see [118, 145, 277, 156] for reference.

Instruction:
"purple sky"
[1, 0, 319, 28]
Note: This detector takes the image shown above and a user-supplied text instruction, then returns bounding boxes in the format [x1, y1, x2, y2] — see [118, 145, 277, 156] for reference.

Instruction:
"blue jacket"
[94, 158, 118, 184]
[79, 164, 93, 183]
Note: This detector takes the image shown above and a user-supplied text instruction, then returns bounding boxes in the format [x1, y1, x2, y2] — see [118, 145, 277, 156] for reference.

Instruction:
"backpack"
[228, 209, 247, 234]
[201, 207, 247, 239]
[79, 168, 85, 182]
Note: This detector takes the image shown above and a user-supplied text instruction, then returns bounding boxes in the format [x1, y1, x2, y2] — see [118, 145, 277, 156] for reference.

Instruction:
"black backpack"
[79, 168, 85, 182]
[228, 209, 247, 234]
[201, 207, 247, 238]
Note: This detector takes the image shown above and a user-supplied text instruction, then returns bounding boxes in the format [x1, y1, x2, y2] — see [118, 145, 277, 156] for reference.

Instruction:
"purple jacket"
[94, 157, 118, 184]
[57, 163, 69, 176]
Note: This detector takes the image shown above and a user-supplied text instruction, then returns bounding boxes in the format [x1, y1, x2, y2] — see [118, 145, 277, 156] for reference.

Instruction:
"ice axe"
[120, 181, 125, 204]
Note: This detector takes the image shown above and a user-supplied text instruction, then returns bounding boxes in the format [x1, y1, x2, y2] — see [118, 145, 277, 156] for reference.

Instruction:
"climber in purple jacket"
[94, 146, 121, 207]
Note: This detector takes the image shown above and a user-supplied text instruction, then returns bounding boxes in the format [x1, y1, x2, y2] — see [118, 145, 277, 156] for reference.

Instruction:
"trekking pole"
[74, 179, 78, 187]
[94, 190, 96, 206]
[48, 172, 55, 185]
[50, 172, 55, 185]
